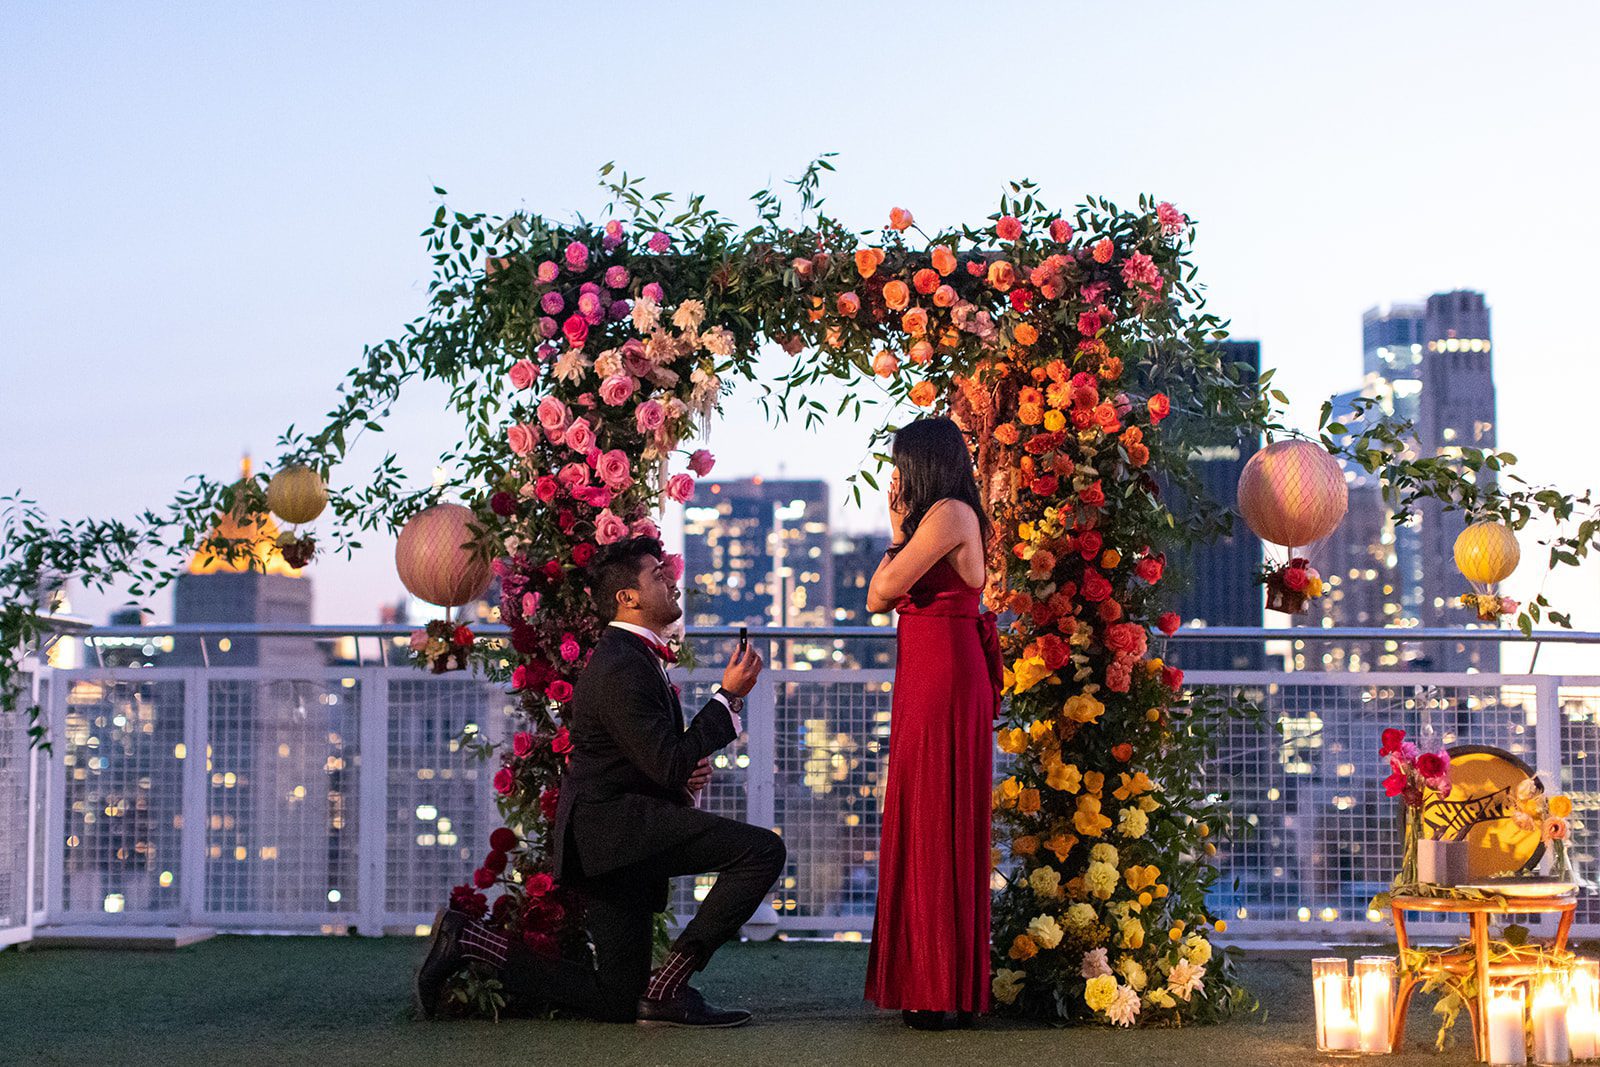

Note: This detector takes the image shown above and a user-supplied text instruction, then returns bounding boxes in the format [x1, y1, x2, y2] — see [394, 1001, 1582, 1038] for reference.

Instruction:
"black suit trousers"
[500, 812, 786, 1021]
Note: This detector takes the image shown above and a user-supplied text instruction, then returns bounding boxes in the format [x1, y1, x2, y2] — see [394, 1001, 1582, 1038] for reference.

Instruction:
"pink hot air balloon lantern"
[395, 503, 493, 608]
[1236, 439, 1348, 615]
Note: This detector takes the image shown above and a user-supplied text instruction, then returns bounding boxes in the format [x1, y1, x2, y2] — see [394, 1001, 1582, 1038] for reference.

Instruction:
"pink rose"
[604, 265, 630, 289]
[564, 418, 595, 453]
[558, 462, 590, 489]
[688, 449, 716, 477]
[604, 220, 623, 240]
[620, 338, 652, 377]
[635, 399, 666, 433]
[536, 261, 559, 283]
[536, 396, 569, 434]
[661, 552, 685, 582]
[665, 473, 696, 503]
[598, 374, 637, 406]
[408, 629, 429, 651]
[559, 634, 581, 663]
[521, 592, 540, 616]
[580, 486, 614, 509]
[872, 351, 899, 377]
[493, 767, 515, 796]
[507, 423, 536, 456]
[647, 231, 670, 254]
[562, 314, 589, 348]
[596, 449, 634, 490]
[595, 508, 629, 545]
[630, 517, 659, 539]
[508, 359, 538, 390]
[564, 241, 589, 271]
[512, 731, 534, 757]
[996, 215, 1023, 241]
[1049, 218, 1074, 242]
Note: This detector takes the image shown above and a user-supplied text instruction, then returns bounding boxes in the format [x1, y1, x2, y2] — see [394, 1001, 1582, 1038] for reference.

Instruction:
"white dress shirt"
[606, 621, 740, 733]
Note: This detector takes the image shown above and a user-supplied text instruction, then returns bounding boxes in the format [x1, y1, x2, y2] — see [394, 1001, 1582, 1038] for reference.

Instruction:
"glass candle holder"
[1356, 956, 1397, 1054]
[1535, 970, 1574, 1066]
[1313, 959, 1360, 1056]
[1569, 959, 1600, 1062]
[1489, 983, 1529, 1066]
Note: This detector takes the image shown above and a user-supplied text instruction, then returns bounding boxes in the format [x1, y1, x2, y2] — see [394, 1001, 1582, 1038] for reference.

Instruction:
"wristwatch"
[717, 688, 747, 715]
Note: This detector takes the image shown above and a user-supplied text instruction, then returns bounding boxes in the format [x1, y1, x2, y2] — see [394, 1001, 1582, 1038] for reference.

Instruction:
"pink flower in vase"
[408, 629, 430, 651]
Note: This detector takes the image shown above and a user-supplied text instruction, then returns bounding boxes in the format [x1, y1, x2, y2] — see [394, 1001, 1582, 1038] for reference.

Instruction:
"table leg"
[1474, 912, 1491, 1063]
[1556, 904, 1575, 951]
[1391, 906, 1412, 1051]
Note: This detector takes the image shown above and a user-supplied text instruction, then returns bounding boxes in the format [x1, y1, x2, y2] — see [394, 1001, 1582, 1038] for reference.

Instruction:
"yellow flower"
[1065, 903, 1099, 929]
[1113, 771, 1156, 801]
[1118, 807, 1150, 839]
[1028, 913, 1065, 950]
[1213, 919, 1226, 933]
[992, 968, 1026, 1005]
[1084, 974, 1118, 1012]
[1046, 759, 1082, 793]
[1074, 795, 1112, 837]
[1124, 864, 1160, 892]
[1017, 521, 1036, 541]
[1184, 934, 1213, 966]
[1145, 707, 1162, 723]
[1044, 833, 1078, 862]
[1043, 409, 1067, 433]
[1012, 657, 1051, 694]
[997, 727, 1029, 755]
[1168, 921, 1186, 942]
[1090, 842, 1120, 865]
[1085, 860, 1119, 900]
[1137, 795, 1161, 813]
[1551, 795, 1574, 818]
[1117, 957, 1149, 991]
[1119, 917, 1145, 949]
[1308, 577, 1324, 597]
[1009, 934, 1039, 961]
[1064, 694, 1106, 724]
[1083, 770, 1105, 796]
[1028, 719, 1055, 745]
[1155, 883, 1169, 899]
[1137, 892, 1152, 907]
[998, 776, 1022, 802]
[1029, 865, 1063, 900]
[1146, 987, 1176, 1009]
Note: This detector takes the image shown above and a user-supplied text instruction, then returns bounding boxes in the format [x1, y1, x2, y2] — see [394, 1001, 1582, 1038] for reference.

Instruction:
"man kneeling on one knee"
[416, 535, 786, 1027]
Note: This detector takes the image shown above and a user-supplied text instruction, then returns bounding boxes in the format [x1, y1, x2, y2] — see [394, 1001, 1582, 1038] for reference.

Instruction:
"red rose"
[1031, 474, 1059, 497]
[452, 625, 475, 647]
[490, 491, 518, 517]
[491, 894, 517, 925]
[493, 766, 515, 795]
[1416, 752, 1446, 780]
[482, 850, 508, 874]
[1161, 665, 1184, 691]
[535, 476, 559, 504]
[572, 542, 596, 566]
[543, 560, 564, 581]
[1379, 728, 1406, 757]
[489, 827, 518, 852]
[526, 872, 555, 897]
[562, 313, 589, 347]
[540, 787, 560, 822]
[1082, 571, 1113, 603]
[1097, 599, 1123, 623]
[472, 866, 497, 889]
[1112, 743, 1134, 763]
[522, 931, 559, 959]
[551, 727, 573, 755]
[1147, 393, 1171, 423]
[512, 730, 534, 757]
[1104, 622, 1148, 657]
[1077, 530, 1104, 560]
[1038, 634, 1070, 671]
[546, 680, 573, 703]
[449, 884, 488, 918]
[1281, 566, 1309, 592]
[1134, 555, 1164, 584]
[1157, 612, 1181, 636]
[1080, 481, 1106, 507]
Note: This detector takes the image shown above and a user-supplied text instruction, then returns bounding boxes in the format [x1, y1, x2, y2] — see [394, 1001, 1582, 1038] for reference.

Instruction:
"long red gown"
[864, 557, 1000, 1013]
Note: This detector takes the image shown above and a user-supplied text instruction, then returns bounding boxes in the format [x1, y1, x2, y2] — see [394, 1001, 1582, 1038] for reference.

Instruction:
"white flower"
[552, 350, 590, 383]
[631, 296, 660, 332]
[1028, 914, 1064, 950]
[593, 349, 624, 379]
[992, 968, 1026, 1005]
[1065, 903, 1098, 929]
[1028, 866, 1062, 900]
[1106, 983, 1142, 1027]
[1167, 958, 1206, 1001]
[672, 299, 706, 331]
[1084, 860, 1118, 900]
[1080, 947, 1112, 979]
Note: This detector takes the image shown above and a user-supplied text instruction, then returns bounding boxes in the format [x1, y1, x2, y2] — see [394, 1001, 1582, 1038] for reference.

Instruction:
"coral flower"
[837, 291, 861, 317]
[931, 245, 957, 276]
[855, 247, 885, 278]
[901, 307, 929, 336]
[996, 215, 1023, 241]
[913, 268, 940, 295]
[872, 350, 900, 377]
[883, 279, 911, 310]
[909, 381, 937, 407]
[1091, 238, 1115, 264]
[888, 206, 914, 231]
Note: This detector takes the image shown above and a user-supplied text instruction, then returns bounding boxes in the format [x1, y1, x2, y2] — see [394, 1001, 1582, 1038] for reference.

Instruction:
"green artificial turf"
[0, 936, 1476, 1066]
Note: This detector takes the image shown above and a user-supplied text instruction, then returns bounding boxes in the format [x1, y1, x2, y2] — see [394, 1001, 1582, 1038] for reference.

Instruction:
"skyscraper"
[1305, 292, 1498, 671]
[1165, 340, 1265, 670]
[681, 478, 833, 630]
[831, 531, 894, 669]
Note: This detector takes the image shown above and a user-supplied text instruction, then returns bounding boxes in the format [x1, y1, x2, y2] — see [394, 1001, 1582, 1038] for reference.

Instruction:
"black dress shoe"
[413, 908, 469, 1019]
[902, 1010, 945, 1031]
[954, 1010, 979, 1029]
[636, 986, 752, 1028]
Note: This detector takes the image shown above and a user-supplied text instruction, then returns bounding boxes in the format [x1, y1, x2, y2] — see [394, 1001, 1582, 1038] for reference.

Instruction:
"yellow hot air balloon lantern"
[267, 466, 329, 525]
[1454, 521, 1520, 590]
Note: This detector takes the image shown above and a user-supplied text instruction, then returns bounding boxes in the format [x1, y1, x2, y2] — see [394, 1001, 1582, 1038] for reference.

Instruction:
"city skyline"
[5, 2, 1598, 659]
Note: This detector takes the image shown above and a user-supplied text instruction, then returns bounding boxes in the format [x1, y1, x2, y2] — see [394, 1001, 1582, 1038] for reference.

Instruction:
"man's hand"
[687, 757, 713, 797]
[720, 644, 763, 697]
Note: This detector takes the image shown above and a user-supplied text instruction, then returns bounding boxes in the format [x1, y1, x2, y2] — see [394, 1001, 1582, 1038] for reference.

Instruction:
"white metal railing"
[5, 626, 1600, 944]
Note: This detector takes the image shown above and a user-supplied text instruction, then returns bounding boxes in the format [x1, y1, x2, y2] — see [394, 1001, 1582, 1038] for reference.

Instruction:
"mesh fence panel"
[0, 673, 30, 934]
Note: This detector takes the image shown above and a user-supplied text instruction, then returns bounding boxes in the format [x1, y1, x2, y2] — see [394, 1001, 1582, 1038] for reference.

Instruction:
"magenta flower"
[559, 634, 581, 663]
[536, 261, 559, 283]
[642, 281, 664, 302]
[595, 508, 630, 545]
[604, 265, 629, 289]
[562, 314, 589, 348]
[647, 231, 670, 254]
[564, 240, 589, 271]
[687, 449, 716, 476]
[540, 291, 565, 315]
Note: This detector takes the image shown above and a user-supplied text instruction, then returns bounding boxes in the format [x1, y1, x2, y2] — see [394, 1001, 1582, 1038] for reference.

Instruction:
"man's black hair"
[587, 535, 665, 621]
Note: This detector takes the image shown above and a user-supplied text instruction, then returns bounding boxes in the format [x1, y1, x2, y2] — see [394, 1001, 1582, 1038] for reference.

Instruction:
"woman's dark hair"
[889, 416, 991, 553]
[587, 535, 664, 620]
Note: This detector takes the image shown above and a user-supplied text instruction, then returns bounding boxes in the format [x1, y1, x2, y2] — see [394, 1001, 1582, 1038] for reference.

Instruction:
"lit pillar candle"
[1313, 957, 1349, 1052]
[1534, 975, 1573, 1066]
[1570, 961, 1600, 1062]
[1357, 956, 1396, 1054]
[1489, 984, 1529, 1066]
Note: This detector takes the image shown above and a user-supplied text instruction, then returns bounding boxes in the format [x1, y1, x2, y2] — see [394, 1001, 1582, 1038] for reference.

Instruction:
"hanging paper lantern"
[1236, 440, 1348, 550]
[395, 503, 493, 608]
[1454, 521, 1520, 590]
[266, 465, 329, 525]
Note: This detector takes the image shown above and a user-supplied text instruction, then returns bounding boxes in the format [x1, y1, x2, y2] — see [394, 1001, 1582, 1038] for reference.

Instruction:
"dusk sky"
[4, 1, 1598, 658]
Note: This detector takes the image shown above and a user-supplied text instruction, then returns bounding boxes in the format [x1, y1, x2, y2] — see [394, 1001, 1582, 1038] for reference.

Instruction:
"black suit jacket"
[553, 626, 738, 898]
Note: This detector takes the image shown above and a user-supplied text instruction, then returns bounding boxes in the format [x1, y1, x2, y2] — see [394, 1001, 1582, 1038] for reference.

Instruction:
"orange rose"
[908, 340, 934, 364]
[825, 325, 844, 349]
[995, 423, 1020, 445]
[836, 291, 861, 317]
[931, 245, 957, 276]
[1009, 934, 1039, 961]
[1092, 238, 1114, 264]
[883, 279, 911, 310]
[807, 296, 825, 322]
[1098, 356, 1123, 381]
[987, 260, 1016, 292]
[855, 247, 885, 278]
[928, 285, 955, 310]
[872, 350, 900, 377]
[913, 268, 940, 295]
[888, 206, 914, 231]
[902, 307, 929, 336]
[1127, 442, 1150, 466]
[1019, 402, 1044, 426]
[910, 381, 938, 407]
[1014, 322, 1038, 346]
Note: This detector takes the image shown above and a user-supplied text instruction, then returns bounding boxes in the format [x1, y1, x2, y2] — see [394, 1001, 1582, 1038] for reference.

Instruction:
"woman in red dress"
[863, 416, 1000, 1030]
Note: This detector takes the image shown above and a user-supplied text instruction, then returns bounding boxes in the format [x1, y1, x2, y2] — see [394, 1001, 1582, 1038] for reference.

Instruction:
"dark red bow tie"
[637, 635, 678, 665]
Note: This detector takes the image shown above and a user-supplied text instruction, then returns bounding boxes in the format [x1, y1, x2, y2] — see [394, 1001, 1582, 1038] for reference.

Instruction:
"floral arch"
[3, 160, 1592, 1025]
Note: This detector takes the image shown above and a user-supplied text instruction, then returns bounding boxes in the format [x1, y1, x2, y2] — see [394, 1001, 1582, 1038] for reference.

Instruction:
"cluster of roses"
[1379, 728, 1451, 807]
[1460, 592, 1519, 622]
[408, 620, 476, 674]
[450, 825, 576, 960]
[1258, 556, 1325, 613]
